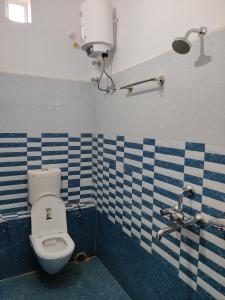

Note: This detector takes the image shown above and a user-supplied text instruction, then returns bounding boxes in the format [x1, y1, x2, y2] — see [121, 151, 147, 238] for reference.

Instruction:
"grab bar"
[120, 75, 165, 93]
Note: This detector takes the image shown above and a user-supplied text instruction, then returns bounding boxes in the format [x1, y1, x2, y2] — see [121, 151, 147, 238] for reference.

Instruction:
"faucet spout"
[156, 213, 203, 242]
[156, 224, 181, 241]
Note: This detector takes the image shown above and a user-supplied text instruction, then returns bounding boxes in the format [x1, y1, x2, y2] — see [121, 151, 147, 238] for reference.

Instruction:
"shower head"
[172, 26, 207, 54]
[172, 37, 191, 54]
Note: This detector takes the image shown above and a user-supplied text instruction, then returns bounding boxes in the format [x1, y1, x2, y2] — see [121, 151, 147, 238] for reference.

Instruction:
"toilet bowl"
[30, 232, 74, 274]
[28, 169, 75, 275]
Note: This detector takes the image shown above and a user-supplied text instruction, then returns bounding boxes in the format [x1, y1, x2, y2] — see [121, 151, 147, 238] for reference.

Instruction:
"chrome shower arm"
[185, 27, 207, 39]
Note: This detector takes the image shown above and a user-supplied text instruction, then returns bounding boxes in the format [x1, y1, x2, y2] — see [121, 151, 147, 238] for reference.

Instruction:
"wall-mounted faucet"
[160, 185, 194, 223]
[157, 185, 203, 241]
[156, 213, 203, 241]
[66, 199, 82, 218]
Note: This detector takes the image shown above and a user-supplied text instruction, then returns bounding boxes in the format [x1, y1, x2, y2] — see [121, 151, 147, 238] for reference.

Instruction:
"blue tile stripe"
[0, 133, 93, 214]
[0, 132, 225, 299]
[0, 134, 27, 213]
[95, 135, 225, 300]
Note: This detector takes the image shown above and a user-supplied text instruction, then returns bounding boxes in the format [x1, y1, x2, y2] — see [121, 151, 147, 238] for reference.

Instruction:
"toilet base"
[37, 253, 73, 275]
[30, 233, 75, 275]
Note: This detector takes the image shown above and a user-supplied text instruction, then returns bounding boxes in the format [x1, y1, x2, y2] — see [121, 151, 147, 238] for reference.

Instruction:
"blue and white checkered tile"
[27, 136, 41, 170]
[122, 171, 133, 237]
[0, 133, 28, 214]
[1, 132, 224, 299]
[178, 226, 201, 290]
[178, 142, 205, 290]
[197, 143, 225, 299]
[140, 138, 155, 253]
[124, 137, 143, 176]
[122, 137, 144, 237]
[202, 144, 225, 221]
[92, 135, 98, 203]
[102, 159, 110, 215]
[92, 135, 225, 298]
[68, 136, 81, 202]
[131, 171, 142, 241]
[41, 133, 69, 202]
[115, 136, 125, 225]
[183, 142, 205, 216]
[152, 140, 185, 271]
[197, 224, 225, 299]
[80, 133, 92, 202]
[96, 134, 104, 212]
[103, 137, 117, 223]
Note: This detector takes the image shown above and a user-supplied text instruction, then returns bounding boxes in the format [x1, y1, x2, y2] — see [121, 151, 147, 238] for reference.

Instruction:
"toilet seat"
[30, 232, 75, 260]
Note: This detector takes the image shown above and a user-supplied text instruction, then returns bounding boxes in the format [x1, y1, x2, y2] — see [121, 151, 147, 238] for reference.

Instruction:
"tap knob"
[170, 211, 184, 222]
[160, 208, 170, 216]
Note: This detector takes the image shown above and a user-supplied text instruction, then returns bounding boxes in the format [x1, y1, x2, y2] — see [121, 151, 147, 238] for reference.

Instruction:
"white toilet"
[28, 168, 75, 275]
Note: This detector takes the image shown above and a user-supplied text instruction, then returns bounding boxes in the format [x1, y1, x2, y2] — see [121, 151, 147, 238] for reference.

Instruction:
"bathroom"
[0, 0, 224, 299]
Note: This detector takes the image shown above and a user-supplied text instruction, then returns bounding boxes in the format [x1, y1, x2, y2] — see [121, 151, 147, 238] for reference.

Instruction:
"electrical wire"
[104, 69, 116, 91]
[97, 56, 116, 93]
[97, 56, 109, 93]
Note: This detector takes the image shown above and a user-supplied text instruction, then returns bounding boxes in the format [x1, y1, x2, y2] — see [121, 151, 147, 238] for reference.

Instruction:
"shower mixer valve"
[160, 208, 185, 223]
[160, 185, 194, 222]
[157, 185, 204, 241]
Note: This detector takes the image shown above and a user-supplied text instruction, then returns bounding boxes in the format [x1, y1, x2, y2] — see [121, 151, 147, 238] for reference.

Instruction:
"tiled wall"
[93, 134, 225, 300]
[0, 131, 224, 298]
[0, 133, 92, 216]
[97, 212, 205, 300]
[0, 205, 96, 280]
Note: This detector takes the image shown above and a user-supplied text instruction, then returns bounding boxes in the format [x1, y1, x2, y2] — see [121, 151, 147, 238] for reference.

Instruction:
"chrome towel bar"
[120, 75, 165, 93]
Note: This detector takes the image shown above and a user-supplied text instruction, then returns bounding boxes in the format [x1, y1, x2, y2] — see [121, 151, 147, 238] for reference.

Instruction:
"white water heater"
[80, 0, 114, 58]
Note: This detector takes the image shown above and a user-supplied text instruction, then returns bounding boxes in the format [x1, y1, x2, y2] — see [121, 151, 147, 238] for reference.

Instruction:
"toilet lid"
[31, 195, 67, 237]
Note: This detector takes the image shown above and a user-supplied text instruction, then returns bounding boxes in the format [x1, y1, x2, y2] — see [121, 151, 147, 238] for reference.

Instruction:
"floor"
[0, 257, 131, 300]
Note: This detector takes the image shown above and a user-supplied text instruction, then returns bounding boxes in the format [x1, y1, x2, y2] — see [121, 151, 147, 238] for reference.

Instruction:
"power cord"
[97, 54, 116, 93]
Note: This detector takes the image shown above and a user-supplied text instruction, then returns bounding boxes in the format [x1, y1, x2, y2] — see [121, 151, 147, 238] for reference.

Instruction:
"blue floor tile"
[0, 257, 131, 300]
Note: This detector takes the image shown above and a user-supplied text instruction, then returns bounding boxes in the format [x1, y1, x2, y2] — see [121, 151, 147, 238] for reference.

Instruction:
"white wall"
[111, 0, 225, 73]
[92, 0, 225, 146]
[0, 72, 94, 134]
[0, 0, 92, 81]
[93, 28, 225, 146]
